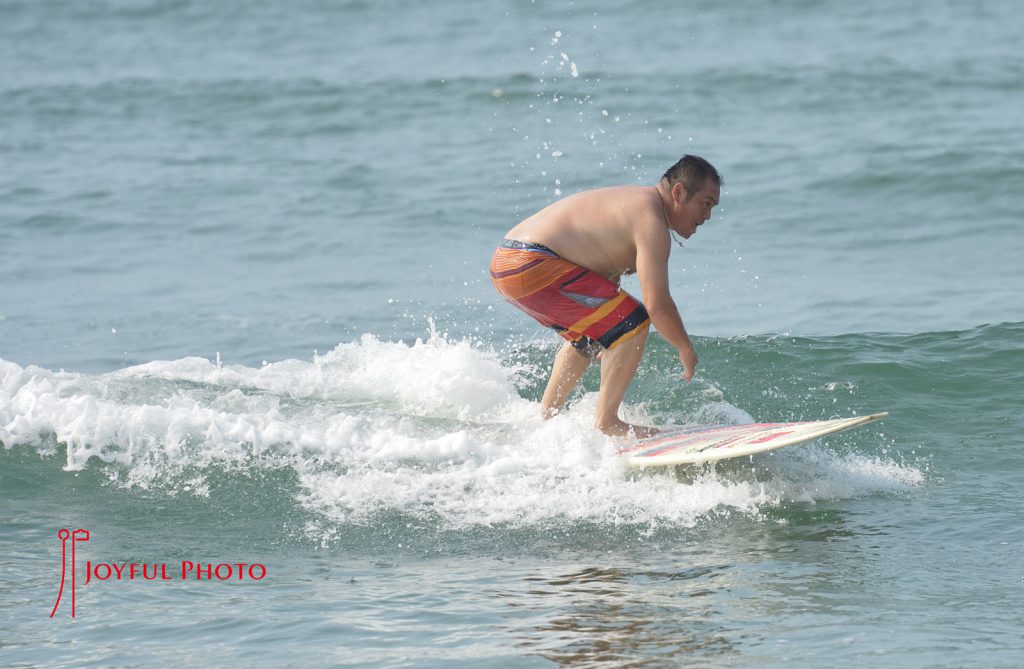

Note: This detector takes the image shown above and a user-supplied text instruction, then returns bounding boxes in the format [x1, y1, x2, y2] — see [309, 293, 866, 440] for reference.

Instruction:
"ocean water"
[2, 0, 1022, 667]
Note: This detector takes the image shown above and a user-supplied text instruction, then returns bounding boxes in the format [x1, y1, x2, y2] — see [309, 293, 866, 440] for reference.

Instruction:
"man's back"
[504, 186, 666, 281]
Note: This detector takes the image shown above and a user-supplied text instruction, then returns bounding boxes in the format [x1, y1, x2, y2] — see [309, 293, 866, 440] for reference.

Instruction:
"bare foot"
[597, 419, 659, 440]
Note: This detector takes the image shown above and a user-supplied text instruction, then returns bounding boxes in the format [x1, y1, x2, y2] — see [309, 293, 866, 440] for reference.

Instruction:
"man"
[490, 155, 722, 438]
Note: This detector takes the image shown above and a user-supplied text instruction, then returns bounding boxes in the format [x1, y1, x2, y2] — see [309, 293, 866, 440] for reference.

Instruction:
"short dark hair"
[661, 155, 722, 197]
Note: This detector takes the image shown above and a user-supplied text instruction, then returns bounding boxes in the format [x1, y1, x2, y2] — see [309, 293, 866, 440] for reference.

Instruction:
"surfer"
[490, 155, 722, 438]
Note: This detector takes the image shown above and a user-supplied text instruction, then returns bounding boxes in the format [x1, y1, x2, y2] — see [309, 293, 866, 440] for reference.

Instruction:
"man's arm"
[634, 221, 698, 381]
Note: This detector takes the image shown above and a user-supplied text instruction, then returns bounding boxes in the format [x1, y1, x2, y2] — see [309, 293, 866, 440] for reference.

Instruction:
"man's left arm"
[635, 223, 698, 381]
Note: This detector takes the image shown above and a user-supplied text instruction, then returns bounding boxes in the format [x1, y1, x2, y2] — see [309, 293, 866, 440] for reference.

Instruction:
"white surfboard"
[618, 412, 888, 468]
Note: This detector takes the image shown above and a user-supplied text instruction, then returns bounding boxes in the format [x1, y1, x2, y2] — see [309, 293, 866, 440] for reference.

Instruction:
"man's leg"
[541, 342, 593, 419]
[594, 326, 657, 438]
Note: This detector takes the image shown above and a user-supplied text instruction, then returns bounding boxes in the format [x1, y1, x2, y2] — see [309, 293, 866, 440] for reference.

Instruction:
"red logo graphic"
[50, 528, 267, 618]
[51, 528, 90, 618]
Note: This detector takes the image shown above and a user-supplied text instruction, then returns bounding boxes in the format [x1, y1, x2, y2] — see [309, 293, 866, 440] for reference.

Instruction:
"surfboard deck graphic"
[618, 412, 889, 468]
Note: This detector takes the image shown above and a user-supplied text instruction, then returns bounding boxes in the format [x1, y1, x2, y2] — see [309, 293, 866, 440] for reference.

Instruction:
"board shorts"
[490, 239, 650, 351]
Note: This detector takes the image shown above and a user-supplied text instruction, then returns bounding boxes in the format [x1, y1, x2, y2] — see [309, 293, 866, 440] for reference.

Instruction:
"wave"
[1, 328, 938, 537]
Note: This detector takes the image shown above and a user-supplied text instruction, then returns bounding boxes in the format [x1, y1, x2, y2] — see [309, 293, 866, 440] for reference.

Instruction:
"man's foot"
[597, 419, 659, 439]
[542, 404, 560, 420]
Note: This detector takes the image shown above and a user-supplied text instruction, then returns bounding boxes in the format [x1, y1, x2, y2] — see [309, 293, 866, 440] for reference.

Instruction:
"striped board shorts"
[489, 239, 650, 351]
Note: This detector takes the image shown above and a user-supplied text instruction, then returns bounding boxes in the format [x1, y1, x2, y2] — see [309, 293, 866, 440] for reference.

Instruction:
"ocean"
[2, 0, 1022, 666]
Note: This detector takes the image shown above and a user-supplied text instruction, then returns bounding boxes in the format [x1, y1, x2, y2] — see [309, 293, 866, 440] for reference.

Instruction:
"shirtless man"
[490, 155, 722, 438]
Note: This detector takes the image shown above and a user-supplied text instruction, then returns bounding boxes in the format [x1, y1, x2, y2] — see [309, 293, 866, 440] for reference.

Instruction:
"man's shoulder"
[581, 185, 660, 214]
[589, 184, 653, 198]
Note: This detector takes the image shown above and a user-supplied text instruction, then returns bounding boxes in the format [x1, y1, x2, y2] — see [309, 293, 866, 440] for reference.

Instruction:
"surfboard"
[618, 412, 888, 468]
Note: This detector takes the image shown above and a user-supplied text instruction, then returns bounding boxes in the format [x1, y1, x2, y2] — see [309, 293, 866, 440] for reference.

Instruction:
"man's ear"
[672, 181, 689, 204]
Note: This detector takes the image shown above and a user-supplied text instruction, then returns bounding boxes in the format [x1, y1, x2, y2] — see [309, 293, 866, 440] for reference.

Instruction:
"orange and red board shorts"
[490, 239, 650, 351]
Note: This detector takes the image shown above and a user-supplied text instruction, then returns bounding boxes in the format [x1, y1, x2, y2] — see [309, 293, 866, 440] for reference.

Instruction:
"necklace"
[659, 192, 685, 249]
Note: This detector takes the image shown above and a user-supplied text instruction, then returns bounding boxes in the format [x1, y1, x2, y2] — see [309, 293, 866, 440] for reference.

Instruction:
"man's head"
[660, 155, 722, 238]
[660, 155, 722, 200]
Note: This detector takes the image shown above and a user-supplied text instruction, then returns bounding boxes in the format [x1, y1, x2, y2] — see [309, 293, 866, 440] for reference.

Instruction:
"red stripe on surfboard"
[618, 422, 803, 456]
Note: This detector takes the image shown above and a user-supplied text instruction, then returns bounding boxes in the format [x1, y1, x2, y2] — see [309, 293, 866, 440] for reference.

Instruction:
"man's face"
[679, 180, 720, 238]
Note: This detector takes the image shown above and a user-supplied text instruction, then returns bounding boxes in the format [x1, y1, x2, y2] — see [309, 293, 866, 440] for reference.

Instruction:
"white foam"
[0, 334, 924, 529]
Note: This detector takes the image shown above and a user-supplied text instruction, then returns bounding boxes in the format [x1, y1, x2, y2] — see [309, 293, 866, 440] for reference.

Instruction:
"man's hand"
[679, 346, 698, 382]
